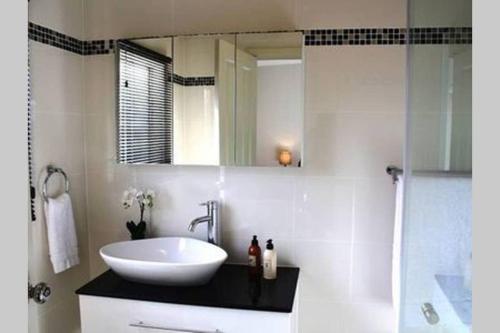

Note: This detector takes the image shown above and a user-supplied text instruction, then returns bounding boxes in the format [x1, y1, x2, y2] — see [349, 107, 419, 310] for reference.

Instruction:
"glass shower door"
[398, 0, 472, 332]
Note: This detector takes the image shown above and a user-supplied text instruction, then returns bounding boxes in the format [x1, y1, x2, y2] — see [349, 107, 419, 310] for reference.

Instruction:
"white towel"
[392, 174, 404, 331]
[44, 193, 80, 274]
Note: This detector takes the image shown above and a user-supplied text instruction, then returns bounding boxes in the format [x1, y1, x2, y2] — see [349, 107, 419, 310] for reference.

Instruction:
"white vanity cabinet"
[79, 295, 298, 333]
[77, 265, 299, 333]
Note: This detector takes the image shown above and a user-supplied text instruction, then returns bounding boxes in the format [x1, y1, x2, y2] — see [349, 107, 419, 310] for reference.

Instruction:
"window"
[117, 41, 173, 164]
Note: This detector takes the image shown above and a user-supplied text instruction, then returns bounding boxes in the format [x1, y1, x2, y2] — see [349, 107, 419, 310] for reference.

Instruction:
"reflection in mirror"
[117, 35, 236, 166]
[117, 38, 174, 164]
[173, 35, 236, 166]
[410, 44, 472, 172]
[236, 32, 304, 167]
[116, 32, 304, 167]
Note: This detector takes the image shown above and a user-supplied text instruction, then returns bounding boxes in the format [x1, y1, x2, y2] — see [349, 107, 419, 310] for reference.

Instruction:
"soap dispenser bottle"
[248, 235, 261, 276]
[263, 239, 277, 280]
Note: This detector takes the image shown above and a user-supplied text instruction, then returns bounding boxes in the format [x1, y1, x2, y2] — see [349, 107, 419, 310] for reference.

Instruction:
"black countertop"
[76, 264, 300, 313]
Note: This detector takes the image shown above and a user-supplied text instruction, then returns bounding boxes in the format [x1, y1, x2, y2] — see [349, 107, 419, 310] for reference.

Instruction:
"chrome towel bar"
[42, 165, 70, 203]
[386, 165, 403, 184]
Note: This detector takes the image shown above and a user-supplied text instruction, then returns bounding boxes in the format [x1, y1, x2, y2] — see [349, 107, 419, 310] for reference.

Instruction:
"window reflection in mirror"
[235, 32, 304, 167]
[117, 38, 174, 164]
[117, 35, 236, 166]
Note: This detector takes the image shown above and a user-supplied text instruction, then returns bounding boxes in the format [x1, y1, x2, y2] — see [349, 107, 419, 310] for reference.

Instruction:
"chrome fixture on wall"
[188, 201, 221, 246]
[386, 165, 403, 184]
[421, 302, 440, 325]
[28, 282, 51, 304]
[41, 165, 70, 202]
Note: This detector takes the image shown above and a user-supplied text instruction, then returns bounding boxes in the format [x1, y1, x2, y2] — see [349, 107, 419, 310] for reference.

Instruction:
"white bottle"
[263, 239, 277, 280]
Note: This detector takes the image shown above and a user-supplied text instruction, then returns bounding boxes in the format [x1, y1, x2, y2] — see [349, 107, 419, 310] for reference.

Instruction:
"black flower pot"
[126, 220, 146, 240]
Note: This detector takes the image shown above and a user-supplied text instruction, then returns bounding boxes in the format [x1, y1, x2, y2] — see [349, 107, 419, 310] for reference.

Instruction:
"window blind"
[117, 41, 173, 164]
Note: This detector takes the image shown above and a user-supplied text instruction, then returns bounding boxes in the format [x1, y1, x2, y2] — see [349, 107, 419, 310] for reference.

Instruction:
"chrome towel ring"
[42, 165, 70, 203]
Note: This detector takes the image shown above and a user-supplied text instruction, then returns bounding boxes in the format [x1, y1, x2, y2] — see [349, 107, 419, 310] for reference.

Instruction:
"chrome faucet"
[188, 200, 221, 246]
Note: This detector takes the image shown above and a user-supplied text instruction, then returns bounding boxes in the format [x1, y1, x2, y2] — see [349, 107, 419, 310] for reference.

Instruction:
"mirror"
[173, 34, 236, 166]
[235, 32, 303, 167]
[116, 32, 304, 167]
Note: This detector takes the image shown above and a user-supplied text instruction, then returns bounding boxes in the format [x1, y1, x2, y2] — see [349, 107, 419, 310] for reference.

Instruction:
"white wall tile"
[34, 111, 86, 177]
[294, 177, 354, 241]
[84, 0, 174, 40]
[88, 225, 130, 276]
[410, 0, 471, 27]
[305, 46, 406, 114]
[297, 0, 406, 29]
[342, 302, 395, 333]
[31, 41, 84, 115]
[172, 0, 297, 35]
[223, 199, 295, 240]
[86, 168, 136, 235]
[86, 167, 137, 276]
[409, 46, 448, 114]
[84, 55, 115, 116]
[83, 0, 409, 40]
[136, 166, 221, 239]
[29, 0, 84, 39]
[223, 169, 296, 201]
[354, 179, 396, 244]
[410, 112, 443, 171]
[351, 243, 393, 302]
[294, 241, 351, 302]
[84, 113, 117, 173]
[304, 113, 404, 177]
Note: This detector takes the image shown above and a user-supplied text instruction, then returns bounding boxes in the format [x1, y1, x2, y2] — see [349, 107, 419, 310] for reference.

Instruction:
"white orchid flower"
[121, 188, 135, 209]
[121, 186, 156, 212]
[128, 187, 137, 197]
[121, 196, 132, 209]
[136, 190, 144, 199]
[145, 189, 155, 208]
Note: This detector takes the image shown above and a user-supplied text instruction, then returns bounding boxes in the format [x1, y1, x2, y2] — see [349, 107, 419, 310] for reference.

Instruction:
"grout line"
[81, 51, 92, 279]
[348, 178, 357, 299]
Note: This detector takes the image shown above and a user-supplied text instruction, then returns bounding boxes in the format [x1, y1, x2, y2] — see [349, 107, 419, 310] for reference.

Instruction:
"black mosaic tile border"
[29, 22, 83, 54]
[173, 73, 184, 85]
[29, 22, 115, 55]
[409, 27, 472, 45]
[305, 28, 406, 46]
[29, 22, 472, 55]
[305, 27, 472, 46]
[184, 76, 215, 86]
[82, 40, 115, 55]
[172, 73, 215, 86]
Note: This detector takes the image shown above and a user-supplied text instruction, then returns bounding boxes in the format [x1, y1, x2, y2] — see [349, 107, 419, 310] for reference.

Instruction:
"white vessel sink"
[99, 237, 228, 286]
